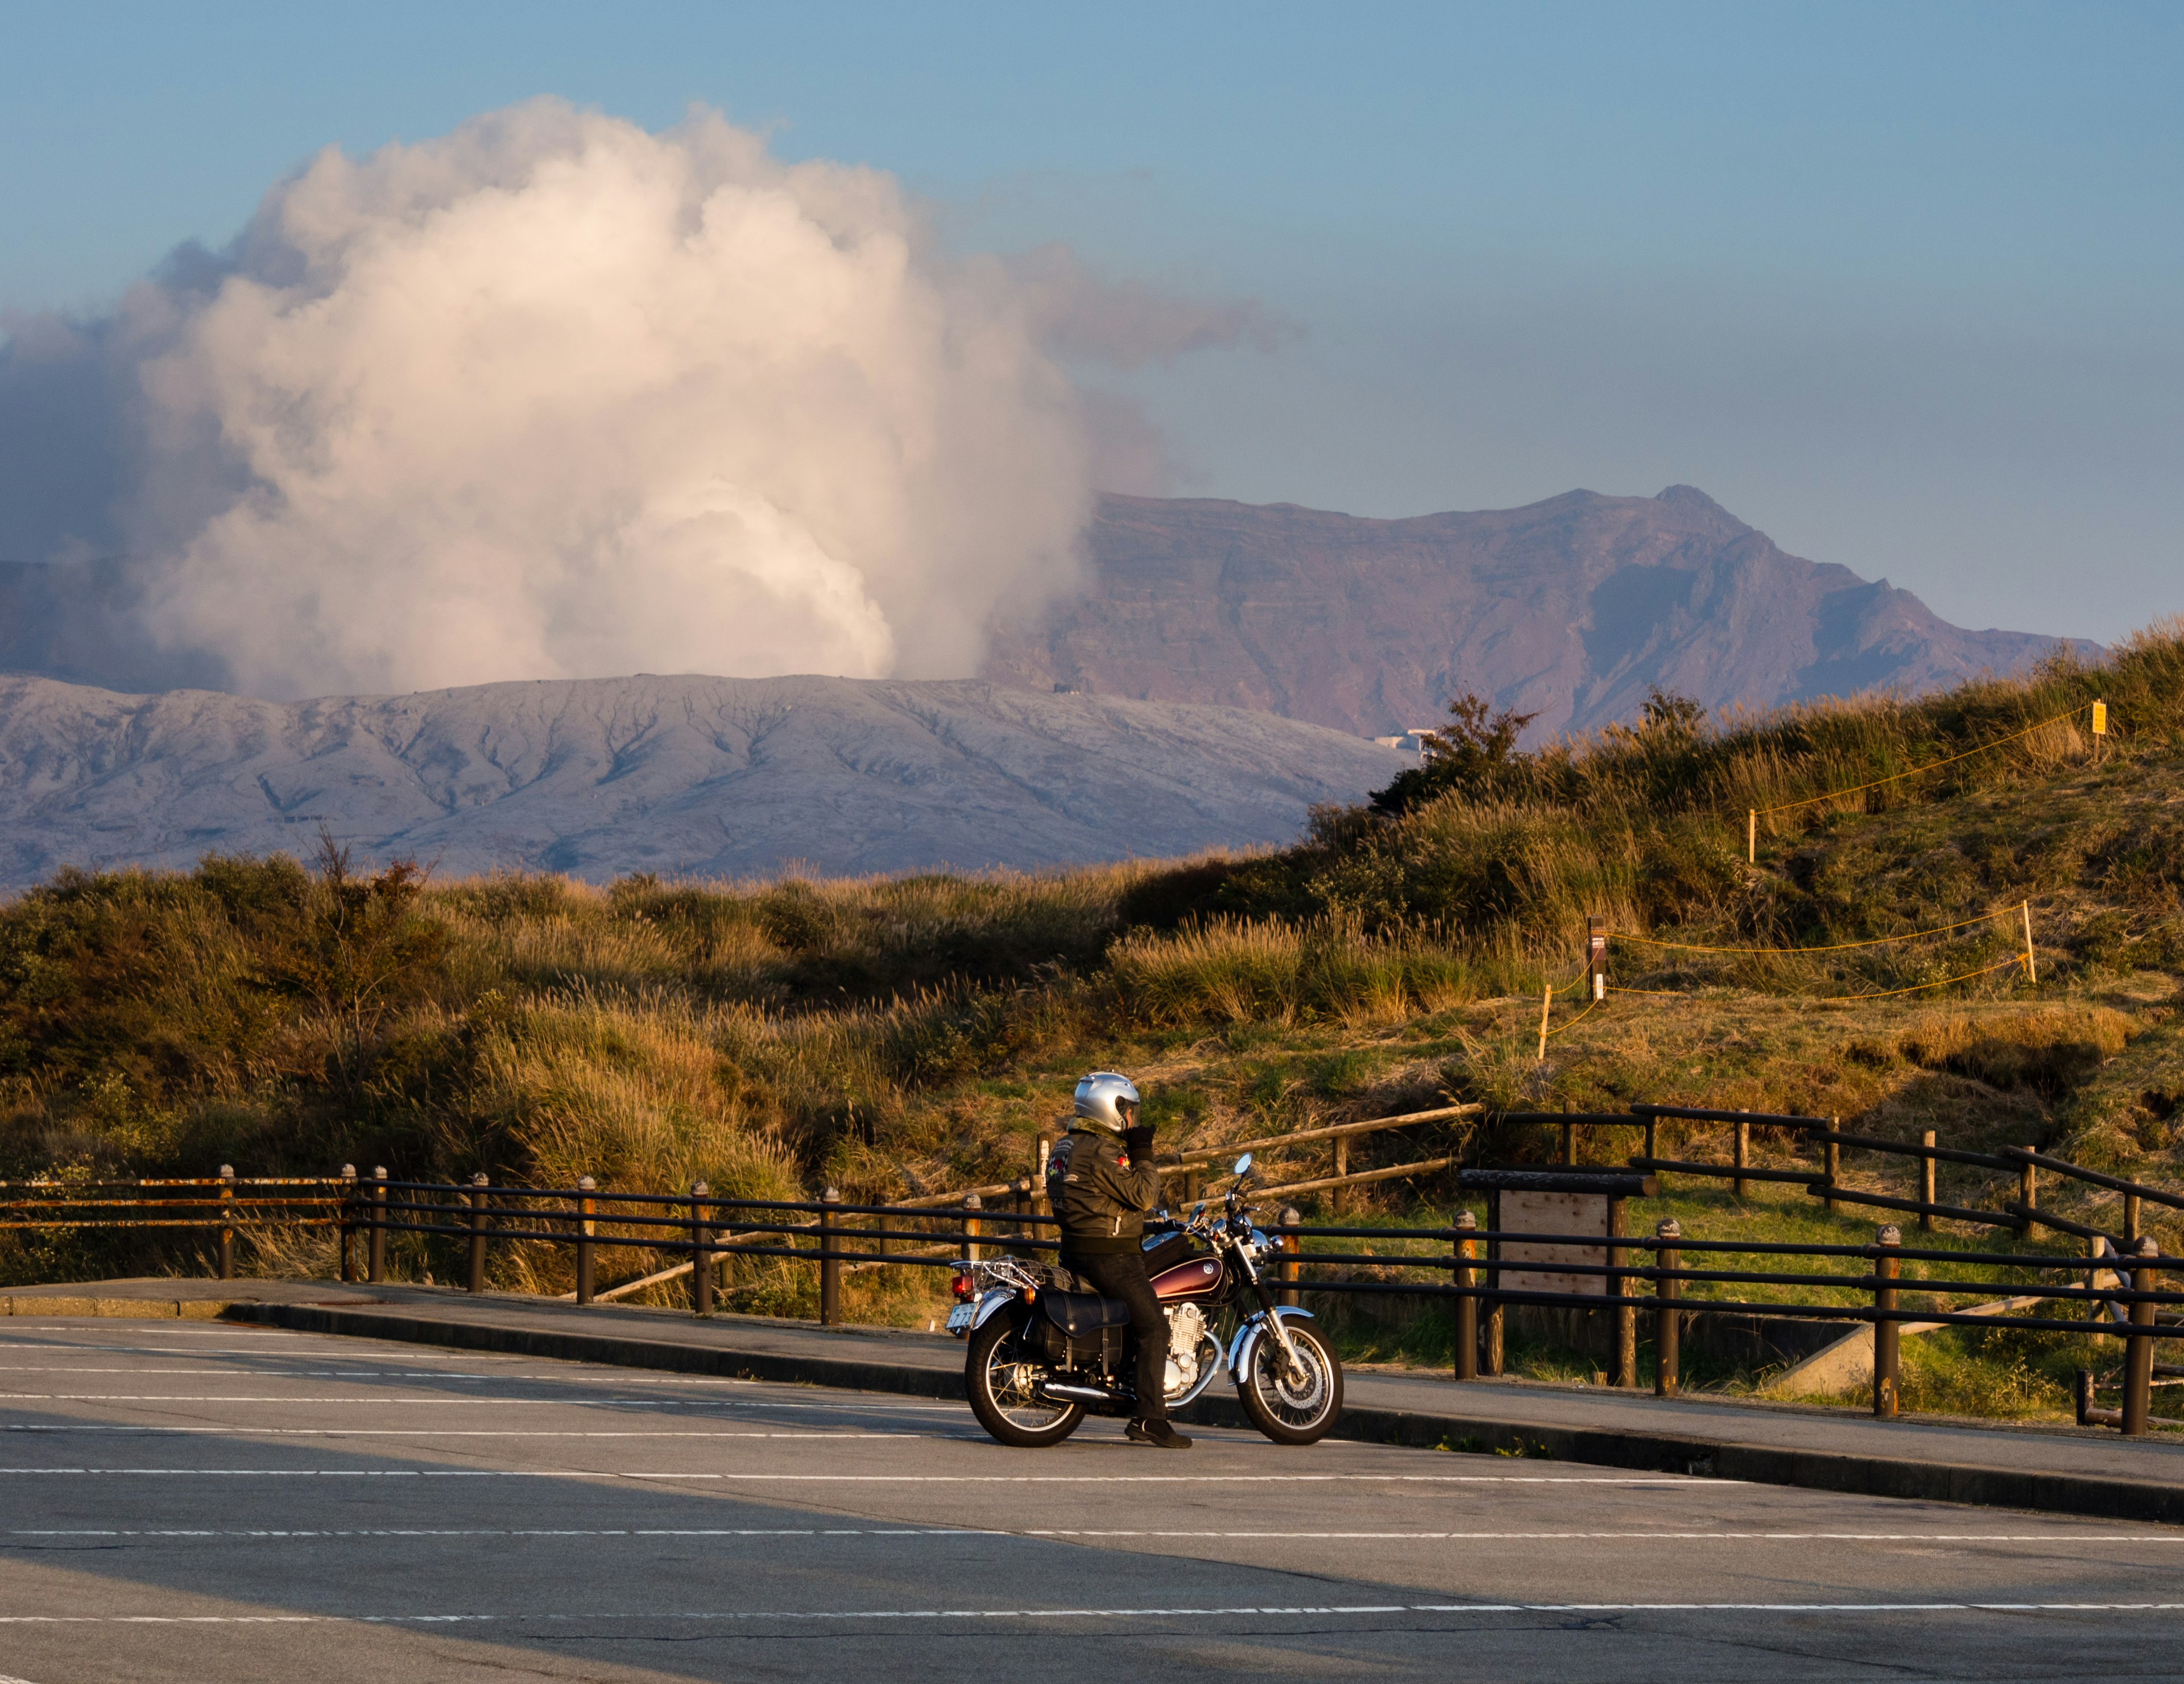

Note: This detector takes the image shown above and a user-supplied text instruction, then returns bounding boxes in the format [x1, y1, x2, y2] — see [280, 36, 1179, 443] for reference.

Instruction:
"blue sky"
[2, 1, 2177, 643]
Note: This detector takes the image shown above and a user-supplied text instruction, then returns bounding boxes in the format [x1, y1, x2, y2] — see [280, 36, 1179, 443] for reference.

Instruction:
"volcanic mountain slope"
[983, 485, 2089, 738]
[0, 673, 1404, 887]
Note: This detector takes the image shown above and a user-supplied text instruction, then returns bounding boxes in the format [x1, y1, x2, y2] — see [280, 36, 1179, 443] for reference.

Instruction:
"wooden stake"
[1537, 984, 1552, 1061]
[2022, 901, 2037, 984]
[1748, 808, 1757, 863]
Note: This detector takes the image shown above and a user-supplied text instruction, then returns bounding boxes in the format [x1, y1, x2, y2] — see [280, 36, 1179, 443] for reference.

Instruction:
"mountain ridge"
[982, 486, 2092, 738]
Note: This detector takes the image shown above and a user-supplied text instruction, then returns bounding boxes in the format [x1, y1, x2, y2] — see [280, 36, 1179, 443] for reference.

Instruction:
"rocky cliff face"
[983, 486, 2088, 738]
[0, 672, 1405, 888]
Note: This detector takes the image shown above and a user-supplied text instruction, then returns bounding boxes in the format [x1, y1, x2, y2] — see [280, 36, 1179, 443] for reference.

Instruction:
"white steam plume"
[94, 100, 1258, 697]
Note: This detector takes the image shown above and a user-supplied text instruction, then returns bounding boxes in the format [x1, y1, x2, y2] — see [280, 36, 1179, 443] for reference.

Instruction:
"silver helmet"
[1072, 1071, 1141, 1133]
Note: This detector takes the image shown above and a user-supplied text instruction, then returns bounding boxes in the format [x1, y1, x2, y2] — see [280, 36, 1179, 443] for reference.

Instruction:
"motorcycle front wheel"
[1237, 1320, 1343, 1445]
[965, 1313, 1086, 1447]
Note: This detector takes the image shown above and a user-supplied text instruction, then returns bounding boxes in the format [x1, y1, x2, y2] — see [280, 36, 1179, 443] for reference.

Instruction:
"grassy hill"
[6, 620, 2183, 1416]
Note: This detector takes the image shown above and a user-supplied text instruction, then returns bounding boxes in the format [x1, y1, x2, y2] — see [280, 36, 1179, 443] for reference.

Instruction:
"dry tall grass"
[6, 622, 2184, 1298]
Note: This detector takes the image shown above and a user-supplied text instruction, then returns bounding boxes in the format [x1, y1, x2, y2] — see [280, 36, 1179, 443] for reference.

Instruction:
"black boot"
[1126, 1417, 1192, 1450]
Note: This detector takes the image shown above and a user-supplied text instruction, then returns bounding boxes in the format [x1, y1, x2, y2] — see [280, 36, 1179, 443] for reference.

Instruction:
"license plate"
[944, 1302, 977, 1336]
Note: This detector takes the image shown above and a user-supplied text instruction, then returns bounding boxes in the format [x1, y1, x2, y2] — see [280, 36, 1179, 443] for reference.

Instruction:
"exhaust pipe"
[1038, 1382, 1120, 1405]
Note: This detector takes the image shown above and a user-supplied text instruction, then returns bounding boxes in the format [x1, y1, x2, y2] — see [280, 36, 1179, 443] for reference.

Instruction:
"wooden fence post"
[1484, 1190, 1505, 1376]
[818, 1187, 842, 1326]
[1278, 1207, 1301, 1309]
[2018, 1153, 2038, 1232]
[467, 1172, 488, 1293]
[1654, 1219, 1681, 1398]
[1610, 1194, 1636, 1388]
[217, 1166, 235, 1281]
[690, 1181, 712, 1316]
[338, 1164, 357, 1283]
[575, 1176, 597, 1305]
[1920, 1131, 1937, 1232]
[1734, 1121, 1749, 1200]
[962, 1193, 982, 1265]
[2123, 1237, 2157, 1437]
[368, 1166, 387, 1284]
[2127, 1192, 2143, 1246]
[1332, 1135, 1348, 1214]
[1823, 1120, 1841, 1215]
[1872, 1224, 1901, 1419]
[1453, 1209, 1477, 1381]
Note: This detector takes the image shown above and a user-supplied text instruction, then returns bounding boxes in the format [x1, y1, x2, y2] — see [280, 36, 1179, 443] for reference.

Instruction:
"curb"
[5, 1295, 235, 1319]
[223, 1302, 2184, 1527]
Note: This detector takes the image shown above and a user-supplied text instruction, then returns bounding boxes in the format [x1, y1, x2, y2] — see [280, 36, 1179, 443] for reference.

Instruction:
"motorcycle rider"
[1049, 1071, 1192, 1450]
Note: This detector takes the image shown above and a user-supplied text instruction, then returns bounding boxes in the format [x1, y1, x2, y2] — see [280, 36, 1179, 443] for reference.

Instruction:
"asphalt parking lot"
[5, 1318, 2182, 1682]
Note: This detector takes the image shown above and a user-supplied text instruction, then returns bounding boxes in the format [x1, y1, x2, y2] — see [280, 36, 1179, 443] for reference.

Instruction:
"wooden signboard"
[1498, 1188, 1611, 1298]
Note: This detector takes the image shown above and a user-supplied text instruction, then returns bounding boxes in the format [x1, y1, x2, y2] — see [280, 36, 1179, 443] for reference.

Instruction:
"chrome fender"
[1227, 1306, 1315, 1379]
[970, 1287, 1020, 1331]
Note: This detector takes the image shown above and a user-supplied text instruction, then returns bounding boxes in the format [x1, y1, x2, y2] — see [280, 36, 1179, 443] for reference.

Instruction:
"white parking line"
[11, 1528, 1010, 1538]
[3, 1602, 2182, 1624]
[0, 1391, 951, 1409]
[0, 1468, 1698, 1483]
[10, 1527, 2177, 1544]
[3, 1429, 925, 1438]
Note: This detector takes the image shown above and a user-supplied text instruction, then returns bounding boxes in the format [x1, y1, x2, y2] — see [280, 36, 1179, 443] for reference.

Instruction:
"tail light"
[951, 1273, 975, 1300]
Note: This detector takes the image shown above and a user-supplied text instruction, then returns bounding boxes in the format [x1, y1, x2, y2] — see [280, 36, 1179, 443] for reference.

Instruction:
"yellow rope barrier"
[1815, 954, 2029, 1002]
[1743, 700, 2103, 861]
[1602, 901, 2037, 1003]
[1612, 905, 2018, 956]
[1608, 959, 2027, 1003]
[1753, 703, 2092, 820]
[1541, 998, 1600, 1039]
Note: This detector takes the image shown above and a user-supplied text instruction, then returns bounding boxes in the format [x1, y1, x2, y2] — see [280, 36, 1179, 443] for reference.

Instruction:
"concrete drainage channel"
[185, 1295, 2184, 1529]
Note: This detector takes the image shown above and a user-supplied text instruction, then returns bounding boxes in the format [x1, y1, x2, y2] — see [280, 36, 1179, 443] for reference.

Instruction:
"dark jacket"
[1050, 1126, 1164, 1254]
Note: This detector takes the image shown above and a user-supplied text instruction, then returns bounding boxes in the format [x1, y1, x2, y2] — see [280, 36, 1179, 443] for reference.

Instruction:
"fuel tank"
[1150, 1253, 1224, 1301]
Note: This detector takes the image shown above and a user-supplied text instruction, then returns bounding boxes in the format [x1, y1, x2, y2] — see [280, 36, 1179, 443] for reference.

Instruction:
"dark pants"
[1066, 1249, 1170, 1421]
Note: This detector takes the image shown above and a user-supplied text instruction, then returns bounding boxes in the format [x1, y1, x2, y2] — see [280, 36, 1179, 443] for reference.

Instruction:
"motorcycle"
[945, 1153, 1343, 1447]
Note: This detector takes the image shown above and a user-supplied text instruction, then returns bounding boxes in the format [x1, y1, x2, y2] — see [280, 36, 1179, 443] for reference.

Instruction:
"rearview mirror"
[1234, 1153, 1253, 1177]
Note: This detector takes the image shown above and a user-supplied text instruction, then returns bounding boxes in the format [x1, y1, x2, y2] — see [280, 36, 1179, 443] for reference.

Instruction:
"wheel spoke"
[1254, 1334, 1334, 1427]
[986, 1332, 1072, 1430]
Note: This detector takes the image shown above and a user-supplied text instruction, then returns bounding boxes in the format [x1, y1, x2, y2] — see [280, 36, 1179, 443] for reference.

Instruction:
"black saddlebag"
[1031, 1290, 1131, 1370]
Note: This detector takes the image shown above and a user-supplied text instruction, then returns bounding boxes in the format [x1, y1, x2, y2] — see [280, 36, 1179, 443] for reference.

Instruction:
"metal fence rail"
[1, 1169, 345, 1278]
[333, 1171, 2184, 1437]
[11, 1091, 2183, 1437]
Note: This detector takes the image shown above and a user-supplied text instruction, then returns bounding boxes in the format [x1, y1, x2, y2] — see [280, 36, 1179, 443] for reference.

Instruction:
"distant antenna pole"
[1747, 808, 1757, 864]
[2022, 901, 2037, 984]
[1537, 984, 1552, 1062]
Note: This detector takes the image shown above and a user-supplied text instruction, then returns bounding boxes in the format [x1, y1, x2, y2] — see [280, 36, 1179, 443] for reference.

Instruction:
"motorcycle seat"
[1037, 1290, 1133, 1336]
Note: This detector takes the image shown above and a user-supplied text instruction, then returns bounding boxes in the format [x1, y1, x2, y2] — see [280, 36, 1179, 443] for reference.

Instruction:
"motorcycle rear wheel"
[1237, 1320, 1343, 1444]
[965, 1313, 1086, 1447]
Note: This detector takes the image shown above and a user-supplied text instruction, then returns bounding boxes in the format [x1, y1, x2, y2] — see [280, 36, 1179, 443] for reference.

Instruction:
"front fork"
[1234, 1241, 1308, 1382]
